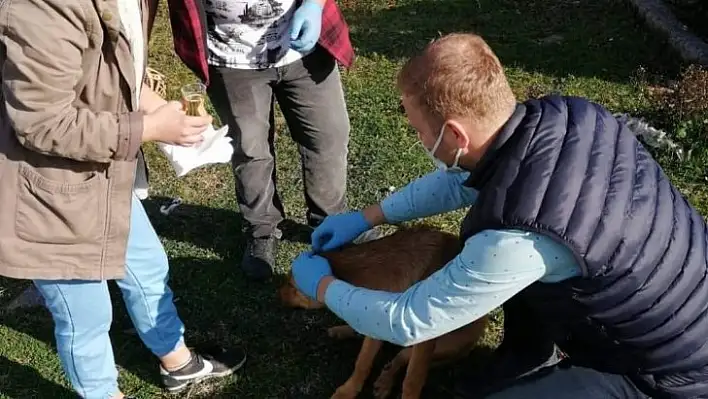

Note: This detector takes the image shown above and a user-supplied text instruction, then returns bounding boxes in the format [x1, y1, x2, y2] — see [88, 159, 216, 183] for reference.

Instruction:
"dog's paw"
[331, 382, 360, 399]
[373, 372, 395, 399]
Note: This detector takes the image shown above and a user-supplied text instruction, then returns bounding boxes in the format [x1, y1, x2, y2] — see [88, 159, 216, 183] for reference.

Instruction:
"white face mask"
[421, 124, 464, 172]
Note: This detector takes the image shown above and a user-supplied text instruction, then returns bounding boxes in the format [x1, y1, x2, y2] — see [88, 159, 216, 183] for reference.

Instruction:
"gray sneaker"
[241, 237, 278, 281]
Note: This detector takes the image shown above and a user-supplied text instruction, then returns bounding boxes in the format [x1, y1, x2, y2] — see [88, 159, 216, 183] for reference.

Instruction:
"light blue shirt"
[324, 170, 582, 347]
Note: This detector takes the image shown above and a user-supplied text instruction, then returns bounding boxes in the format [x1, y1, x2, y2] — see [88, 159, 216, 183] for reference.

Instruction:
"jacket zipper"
[99, 164, 114, 279]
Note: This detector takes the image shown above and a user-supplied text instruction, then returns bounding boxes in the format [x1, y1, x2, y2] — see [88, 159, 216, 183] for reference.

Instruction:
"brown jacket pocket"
[15, 164, 103, 244]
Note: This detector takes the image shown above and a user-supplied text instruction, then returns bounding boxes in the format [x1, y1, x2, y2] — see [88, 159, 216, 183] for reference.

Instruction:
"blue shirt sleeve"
[380, 170, 478, 224]
[323, 229, 581, 347]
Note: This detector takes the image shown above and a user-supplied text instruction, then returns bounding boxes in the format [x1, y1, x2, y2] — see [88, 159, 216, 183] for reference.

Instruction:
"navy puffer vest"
[460, 96, 708, 398]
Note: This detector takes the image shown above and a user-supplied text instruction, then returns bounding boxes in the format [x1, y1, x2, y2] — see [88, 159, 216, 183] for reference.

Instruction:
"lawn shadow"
[0, 355, 76, 398]
[140, 196, 312, 261]
[344, 0, 682, 82]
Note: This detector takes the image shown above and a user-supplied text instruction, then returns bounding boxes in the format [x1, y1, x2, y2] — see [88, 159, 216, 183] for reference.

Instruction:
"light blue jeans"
[34, 194, 185, 398]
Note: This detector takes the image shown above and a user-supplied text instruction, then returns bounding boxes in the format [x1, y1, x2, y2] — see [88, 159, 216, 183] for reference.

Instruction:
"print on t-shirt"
[205, 0, 309, 69]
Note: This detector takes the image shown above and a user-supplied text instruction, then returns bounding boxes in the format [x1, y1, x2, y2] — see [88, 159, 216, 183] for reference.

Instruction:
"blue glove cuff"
[306, 275, 322, 300]
[354, 210, 373, 230]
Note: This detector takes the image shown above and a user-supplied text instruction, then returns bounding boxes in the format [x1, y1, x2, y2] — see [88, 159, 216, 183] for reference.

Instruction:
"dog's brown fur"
[279, 226, 488, 399]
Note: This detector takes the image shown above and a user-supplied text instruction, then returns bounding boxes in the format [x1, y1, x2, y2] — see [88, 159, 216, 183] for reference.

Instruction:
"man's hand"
[289, 0, 324, 52]
[142, 101, 212, 146]
[292, 251, 333, 300]
[311, 205, 386, 252]
[311, 211, 372, 252]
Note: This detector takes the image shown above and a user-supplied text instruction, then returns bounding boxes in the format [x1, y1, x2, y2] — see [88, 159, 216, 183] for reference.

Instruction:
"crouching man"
[292, 32, 708, 398]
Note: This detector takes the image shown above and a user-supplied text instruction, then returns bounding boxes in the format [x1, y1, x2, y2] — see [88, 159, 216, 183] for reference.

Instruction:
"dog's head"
[278, 271, 326, 310]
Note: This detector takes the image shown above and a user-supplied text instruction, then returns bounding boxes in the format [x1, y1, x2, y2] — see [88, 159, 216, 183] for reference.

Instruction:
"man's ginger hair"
[397, 33, 516, 128]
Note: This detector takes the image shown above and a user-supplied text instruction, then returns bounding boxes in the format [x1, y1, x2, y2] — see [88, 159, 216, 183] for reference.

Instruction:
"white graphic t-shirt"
[204, 0, 312, 69]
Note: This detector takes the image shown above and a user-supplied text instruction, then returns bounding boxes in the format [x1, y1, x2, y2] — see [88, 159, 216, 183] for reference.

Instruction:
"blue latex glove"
[292, 251, 333, 300]
[289, 0, 323, 52]
[311, 211, 371, 252]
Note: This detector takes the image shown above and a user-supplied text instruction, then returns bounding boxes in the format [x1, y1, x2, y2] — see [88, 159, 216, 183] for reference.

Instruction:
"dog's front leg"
[400, 339, 436, 399]
[331, 337, 383, 399]
[373, 347, 411, 399]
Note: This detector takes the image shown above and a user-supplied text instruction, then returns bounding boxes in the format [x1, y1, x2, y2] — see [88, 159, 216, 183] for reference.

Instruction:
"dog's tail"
[615, 113, 685, 161]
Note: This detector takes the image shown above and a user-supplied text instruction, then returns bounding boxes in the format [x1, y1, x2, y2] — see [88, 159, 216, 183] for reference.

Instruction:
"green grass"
[1, 0, 706, 398]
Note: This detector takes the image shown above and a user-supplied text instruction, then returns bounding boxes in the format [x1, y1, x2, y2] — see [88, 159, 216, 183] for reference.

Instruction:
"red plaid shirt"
[165, 0, 355, 85]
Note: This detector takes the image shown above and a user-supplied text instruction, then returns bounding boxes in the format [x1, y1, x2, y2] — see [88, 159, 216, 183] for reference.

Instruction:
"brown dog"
[279, 225, 488, 399]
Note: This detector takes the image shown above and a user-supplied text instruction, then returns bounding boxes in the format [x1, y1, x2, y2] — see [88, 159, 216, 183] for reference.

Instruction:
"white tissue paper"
[157, 124, 233, 177]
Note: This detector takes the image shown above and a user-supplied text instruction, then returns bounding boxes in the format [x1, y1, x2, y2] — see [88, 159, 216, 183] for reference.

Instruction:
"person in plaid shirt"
[166, 0, 379, 281]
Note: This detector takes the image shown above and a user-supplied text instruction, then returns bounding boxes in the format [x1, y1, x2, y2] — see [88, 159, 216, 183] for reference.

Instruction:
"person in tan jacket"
[0, 0, 245, 397]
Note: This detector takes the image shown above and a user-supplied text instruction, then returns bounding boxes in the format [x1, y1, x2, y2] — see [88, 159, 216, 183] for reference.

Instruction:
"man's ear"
[446, 119, 471, 150]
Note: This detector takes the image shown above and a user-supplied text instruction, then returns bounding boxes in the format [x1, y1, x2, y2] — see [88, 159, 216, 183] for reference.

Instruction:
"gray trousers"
[207, 47, 349, 239]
